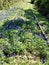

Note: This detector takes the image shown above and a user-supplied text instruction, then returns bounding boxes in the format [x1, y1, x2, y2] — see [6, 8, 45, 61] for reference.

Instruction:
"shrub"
[31, 0, 35, 3]
[34, 0, 49, 16]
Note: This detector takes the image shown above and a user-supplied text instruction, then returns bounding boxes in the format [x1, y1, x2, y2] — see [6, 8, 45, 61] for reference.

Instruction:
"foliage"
[31, 0, 49, 17]
[1, 19, 48, 59]
[0, 0, 23, 9]
[0, 0, 49, 65]
[44, 59, 49, 65]
[31, 0, 35, 3]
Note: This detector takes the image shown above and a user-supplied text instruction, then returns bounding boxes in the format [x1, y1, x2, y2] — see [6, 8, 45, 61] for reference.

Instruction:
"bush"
[3, 45, 12, 56]
[34, 0, 49, 16]
[12, 41, 26, 55]
[31, 0, 35, 3]
[0, 0, 23, 10]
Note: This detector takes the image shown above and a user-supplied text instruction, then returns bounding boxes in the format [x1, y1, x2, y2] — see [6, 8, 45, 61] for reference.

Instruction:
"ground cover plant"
[0, 0, 49, 65]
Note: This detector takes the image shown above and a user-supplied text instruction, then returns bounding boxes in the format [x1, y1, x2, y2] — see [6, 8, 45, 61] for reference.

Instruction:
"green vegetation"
[0, 0, 24, 9]
[0, 0, 49, 65]
[31, 0, 49, 19]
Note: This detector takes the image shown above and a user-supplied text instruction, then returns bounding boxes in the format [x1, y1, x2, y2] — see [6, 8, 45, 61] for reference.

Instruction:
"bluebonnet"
[16, 26, 21, 29]
[2, 52, 4, 56]
[17, 37, 21, 41]
[39, 34, 42, 38]
[7, 54, 10, 57]
[46, 41, 49, 44]
[1, 61, 4, 65]
[13, 53, 16, 56]
[45, 36, 48, 40]
[19, 29, 25, 33]
[0, 33, 4, 38]
[42, 58, 46, 64]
